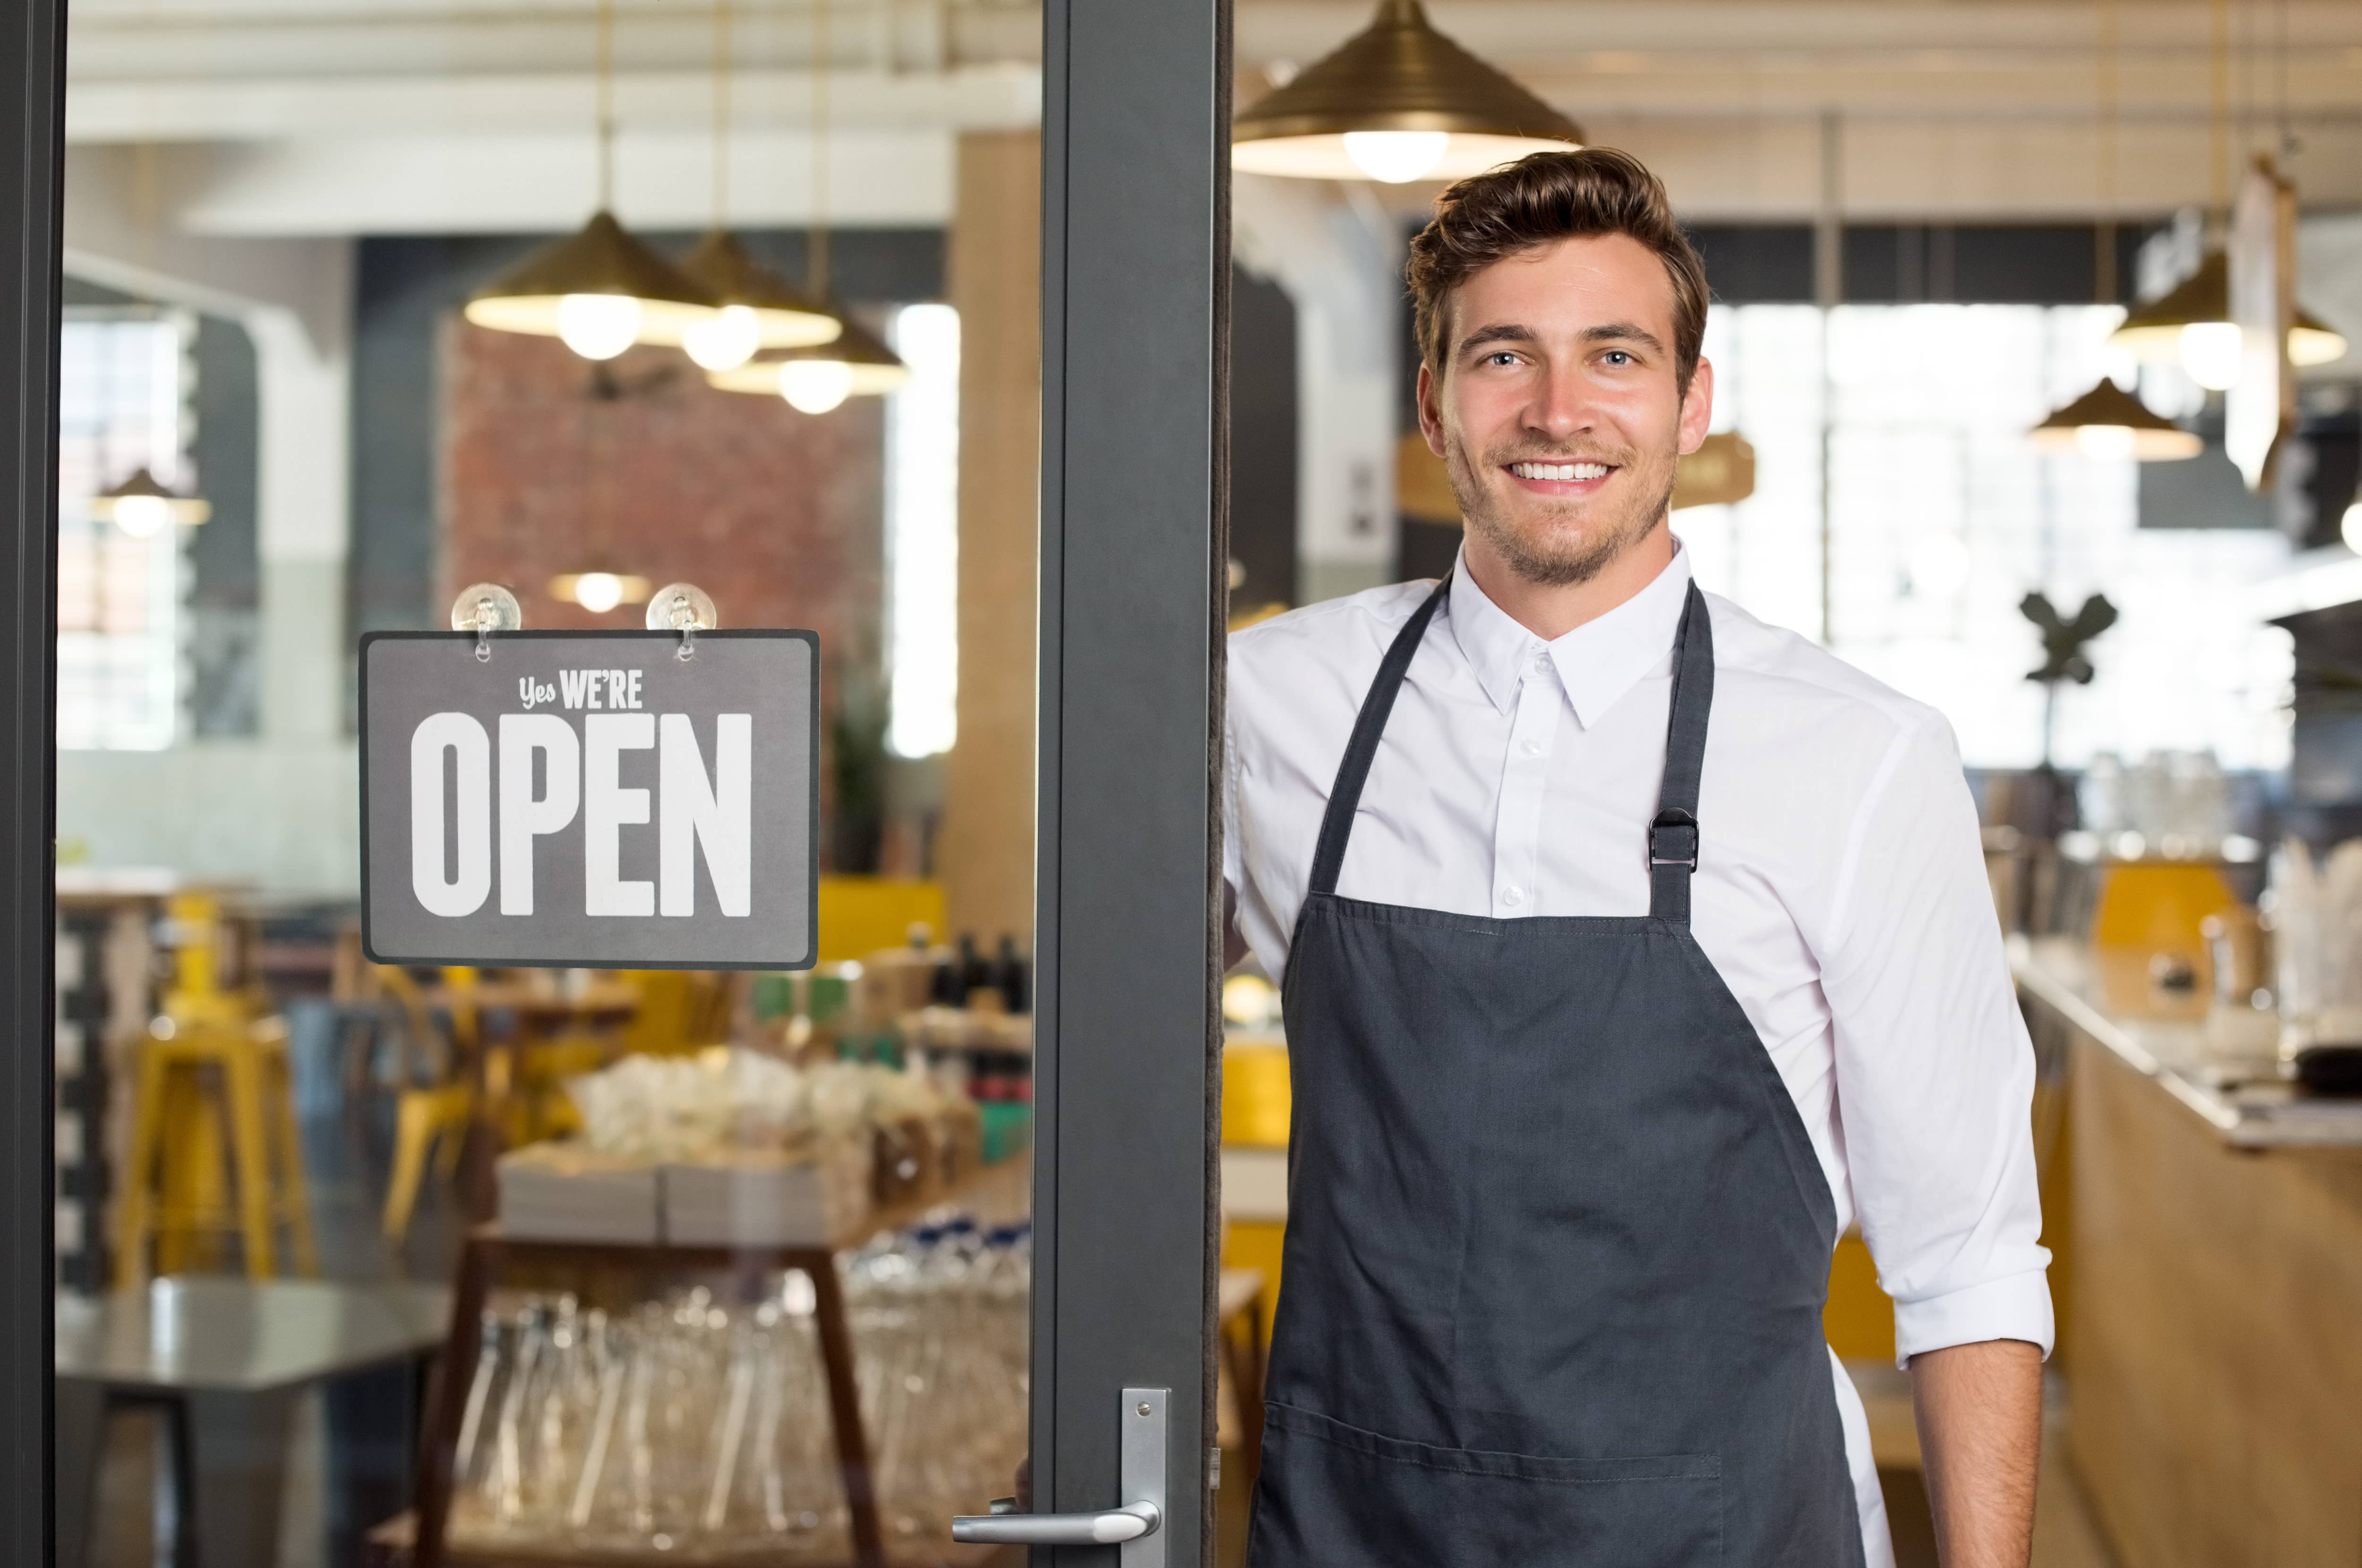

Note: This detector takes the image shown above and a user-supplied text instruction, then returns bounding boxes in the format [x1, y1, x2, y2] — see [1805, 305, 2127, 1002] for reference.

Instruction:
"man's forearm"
[1908, 1338, 2042, 1568]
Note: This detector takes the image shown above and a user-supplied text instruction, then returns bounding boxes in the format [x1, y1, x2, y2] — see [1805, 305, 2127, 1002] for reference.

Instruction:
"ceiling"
[59, 0, 2362, 233]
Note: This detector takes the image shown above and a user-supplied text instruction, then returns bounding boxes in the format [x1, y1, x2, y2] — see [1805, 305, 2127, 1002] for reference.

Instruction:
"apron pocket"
[1251, 1402, 1721, 1568]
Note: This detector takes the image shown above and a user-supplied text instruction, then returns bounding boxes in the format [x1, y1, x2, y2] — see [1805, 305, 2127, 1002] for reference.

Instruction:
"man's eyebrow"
[1456, 323, 1537, 356]
[1583, 321, 1667, 355]
[1455, 321, 1669, 357]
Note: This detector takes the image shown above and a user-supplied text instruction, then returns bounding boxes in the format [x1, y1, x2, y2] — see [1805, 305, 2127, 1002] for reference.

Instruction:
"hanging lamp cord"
[809, 0, 830, 299]
[711, 0, 732, 227]
[595, 0, 617, 210]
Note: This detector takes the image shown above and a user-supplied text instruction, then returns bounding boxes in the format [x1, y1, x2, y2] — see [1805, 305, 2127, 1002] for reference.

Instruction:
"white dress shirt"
[1224, 544, 2052, 1568]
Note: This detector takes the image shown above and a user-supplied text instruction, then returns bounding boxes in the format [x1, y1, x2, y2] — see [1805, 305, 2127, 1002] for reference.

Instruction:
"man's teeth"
[1509, 461, 1610, 481]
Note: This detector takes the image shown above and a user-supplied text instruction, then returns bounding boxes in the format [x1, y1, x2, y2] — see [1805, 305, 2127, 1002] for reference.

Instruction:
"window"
[56, 311, 193, 751]
[1680, 303, 2294, 770]
[884, 302, 961, 758]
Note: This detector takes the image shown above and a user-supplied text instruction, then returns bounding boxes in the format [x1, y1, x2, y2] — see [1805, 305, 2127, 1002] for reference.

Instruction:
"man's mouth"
[1503, 459, 1616, 493]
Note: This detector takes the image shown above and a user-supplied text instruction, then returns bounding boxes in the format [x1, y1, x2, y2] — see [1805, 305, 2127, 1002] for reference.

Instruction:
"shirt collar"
[1445, 540, 1695, 729]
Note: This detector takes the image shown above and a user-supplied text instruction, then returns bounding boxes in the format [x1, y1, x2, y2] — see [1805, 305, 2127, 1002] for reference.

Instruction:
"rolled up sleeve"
[1819, 716, 2054, 1368]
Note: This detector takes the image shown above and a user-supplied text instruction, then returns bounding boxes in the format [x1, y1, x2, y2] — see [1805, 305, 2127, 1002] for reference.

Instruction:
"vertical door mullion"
[0, 0, 65, 1560]
[1034, 1, 1230, 1564]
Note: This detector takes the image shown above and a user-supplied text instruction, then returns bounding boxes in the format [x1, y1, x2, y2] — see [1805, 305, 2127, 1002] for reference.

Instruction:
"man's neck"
[1461, 520, 1677, 642]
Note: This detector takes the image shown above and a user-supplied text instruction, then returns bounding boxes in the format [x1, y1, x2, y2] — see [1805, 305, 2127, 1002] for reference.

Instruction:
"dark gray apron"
[1246, 578, 1865, 1568]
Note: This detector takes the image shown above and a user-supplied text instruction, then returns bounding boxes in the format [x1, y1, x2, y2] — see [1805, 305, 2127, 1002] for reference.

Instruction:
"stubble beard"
[1445, 429, 1678, 589]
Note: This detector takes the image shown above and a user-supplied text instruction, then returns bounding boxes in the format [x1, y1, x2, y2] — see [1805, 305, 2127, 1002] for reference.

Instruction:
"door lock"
[952, 1388, 1169, 1566]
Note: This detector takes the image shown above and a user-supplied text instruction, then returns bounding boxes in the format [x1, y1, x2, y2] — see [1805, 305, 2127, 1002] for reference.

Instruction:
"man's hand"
[1908, 1338, 2042, 1568]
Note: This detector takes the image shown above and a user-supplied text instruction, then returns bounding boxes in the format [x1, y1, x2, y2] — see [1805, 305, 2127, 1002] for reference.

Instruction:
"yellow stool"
[115, 1015, 318, 1287]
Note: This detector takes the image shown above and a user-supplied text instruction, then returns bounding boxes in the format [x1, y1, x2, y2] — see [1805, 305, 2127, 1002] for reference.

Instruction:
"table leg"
[183, 1385, 298, 1568]
[326, 1356, 428, 1568]
[806, 1256, 885, 1568]
[411, 1239, 492, 1568]
[53, 1377, 106, 1568]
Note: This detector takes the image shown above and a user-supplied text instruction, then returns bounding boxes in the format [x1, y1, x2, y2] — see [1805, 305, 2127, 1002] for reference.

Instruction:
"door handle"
[951, 1387, 1168, 1565]
[950, 1499, 1159, 1545]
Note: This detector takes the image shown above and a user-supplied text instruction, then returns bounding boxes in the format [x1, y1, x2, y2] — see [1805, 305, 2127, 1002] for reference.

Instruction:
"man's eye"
[1482, 351, 1518, 366]
[1601, 350, 1633, 366]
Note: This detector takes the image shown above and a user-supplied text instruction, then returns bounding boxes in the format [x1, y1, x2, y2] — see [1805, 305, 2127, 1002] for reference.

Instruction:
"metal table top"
[56, 1276, 450, 1393]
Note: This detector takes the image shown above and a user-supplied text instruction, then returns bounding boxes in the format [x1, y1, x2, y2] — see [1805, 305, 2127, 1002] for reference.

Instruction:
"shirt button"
[1501, 886, 1525, 907]
[1521, 739, 1543, 758]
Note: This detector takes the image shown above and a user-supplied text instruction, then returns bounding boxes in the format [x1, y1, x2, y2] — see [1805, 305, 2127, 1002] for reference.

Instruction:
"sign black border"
[357, 627, 822, 972]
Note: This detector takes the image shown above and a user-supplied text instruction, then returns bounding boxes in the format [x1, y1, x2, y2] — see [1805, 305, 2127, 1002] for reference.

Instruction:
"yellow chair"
[377, 965, 483, 1244]
[115, 1014, 318, 1287]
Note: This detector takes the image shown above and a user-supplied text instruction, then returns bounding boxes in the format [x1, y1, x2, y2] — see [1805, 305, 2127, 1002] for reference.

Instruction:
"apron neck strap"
[1307, 575, 1453, 899]
[1304, 572, 1717, 924]
[1648, 582, 1714, 923]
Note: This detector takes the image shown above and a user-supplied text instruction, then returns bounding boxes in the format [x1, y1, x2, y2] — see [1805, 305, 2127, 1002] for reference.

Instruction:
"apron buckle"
[1649, 810, 1699, 869]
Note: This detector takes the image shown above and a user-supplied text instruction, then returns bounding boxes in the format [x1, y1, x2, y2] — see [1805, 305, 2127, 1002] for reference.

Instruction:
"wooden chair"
[114, 1014, 319, 1287]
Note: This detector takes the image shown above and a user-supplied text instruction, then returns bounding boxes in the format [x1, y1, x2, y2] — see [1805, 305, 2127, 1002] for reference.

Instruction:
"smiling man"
[1226, 150, 2050, 1568]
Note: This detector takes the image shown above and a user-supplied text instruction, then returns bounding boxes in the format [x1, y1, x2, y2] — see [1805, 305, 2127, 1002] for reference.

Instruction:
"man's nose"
[1522, 362, 1593, 440]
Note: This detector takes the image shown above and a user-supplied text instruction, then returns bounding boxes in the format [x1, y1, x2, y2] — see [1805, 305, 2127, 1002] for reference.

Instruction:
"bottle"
[959, 935, 991, 1002]
[994, 936, 1030, 1014]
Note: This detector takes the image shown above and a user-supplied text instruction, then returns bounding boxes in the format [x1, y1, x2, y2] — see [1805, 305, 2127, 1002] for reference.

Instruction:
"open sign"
[360, 631, 818, 968]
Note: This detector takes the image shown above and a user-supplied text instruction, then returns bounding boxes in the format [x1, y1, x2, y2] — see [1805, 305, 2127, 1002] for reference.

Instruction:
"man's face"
[1418, 233, 1714, 588]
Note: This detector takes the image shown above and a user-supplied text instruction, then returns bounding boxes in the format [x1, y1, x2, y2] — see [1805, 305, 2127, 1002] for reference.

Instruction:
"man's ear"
[1417, 359, 1447, 459]
[1676, 356, 1715, 457]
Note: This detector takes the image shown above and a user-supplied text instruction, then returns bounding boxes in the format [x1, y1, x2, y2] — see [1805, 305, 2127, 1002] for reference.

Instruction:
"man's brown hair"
[1407, 148, 1710, 393]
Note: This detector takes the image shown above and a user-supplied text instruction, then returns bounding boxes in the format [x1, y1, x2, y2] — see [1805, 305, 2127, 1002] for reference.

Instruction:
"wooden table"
[407, 1166, 1028, 1568]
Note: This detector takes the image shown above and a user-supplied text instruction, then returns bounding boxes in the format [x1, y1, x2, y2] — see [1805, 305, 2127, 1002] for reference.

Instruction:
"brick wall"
[438, 320, 887, 862]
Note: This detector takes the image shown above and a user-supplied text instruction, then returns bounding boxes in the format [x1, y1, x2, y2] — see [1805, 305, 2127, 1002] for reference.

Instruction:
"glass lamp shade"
[2108, 248, 2352, 368]
[2027, 379, 2203, 461]
[704, 313, 910, 406]
[1231, 0, 1582, 182]
[464, 211, 723, 359]
[675, 230, 844, 365]
[86, 466, 210, 532]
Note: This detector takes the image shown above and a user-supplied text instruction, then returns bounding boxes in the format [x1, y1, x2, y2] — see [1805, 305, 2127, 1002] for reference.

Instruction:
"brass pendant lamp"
[2108, 249, 2349, 385]
[463, 0, 720, 361]
[2028, 380, 2203, 461]
[674, 0, 840, 372]
[2106, 0, 2347, 386]
[2030, 0, 2197, 462]
[88, 465, 211, 534]
[704, 0, 905, 412]
[1231, 0, 1583, 184]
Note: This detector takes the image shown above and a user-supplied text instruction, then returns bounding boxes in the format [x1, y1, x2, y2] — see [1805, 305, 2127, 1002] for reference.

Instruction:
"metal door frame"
[1, 0, 64, 1558]
[0, 0, 1237, 1557]
[1034, 1, 1231, 1563]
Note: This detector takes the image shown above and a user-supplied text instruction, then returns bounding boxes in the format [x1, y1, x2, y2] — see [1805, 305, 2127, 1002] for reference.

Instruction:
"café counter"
[2011, 937, 2362, 1567]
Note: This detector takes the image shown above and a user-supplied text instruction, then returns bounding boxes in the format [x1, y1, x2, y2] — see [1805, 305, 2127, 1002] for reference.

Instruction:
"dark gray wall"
[1228, 260, 1297, 610]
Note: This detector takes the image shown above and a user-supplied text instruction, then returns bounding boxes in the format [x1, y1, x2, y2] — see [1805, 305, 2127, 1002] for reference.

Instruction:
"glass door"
[5, 0, 1229, 1564]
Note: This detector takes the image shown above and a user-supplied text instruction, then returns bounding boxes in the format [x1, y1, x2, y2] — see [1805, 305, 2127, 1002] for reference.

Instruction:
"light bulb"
[573, 571, 625, 614]
[1342, 131, 1452, 184]
[2178, 321, 2244, 392]
[2344, 502, 2362, 556]
[779, 359, 854, 415]
[683, 305, 761, 372]
[556, 294, 642, 361]
[111, 494, 172, 538]
[2073, 424, 2138, 460]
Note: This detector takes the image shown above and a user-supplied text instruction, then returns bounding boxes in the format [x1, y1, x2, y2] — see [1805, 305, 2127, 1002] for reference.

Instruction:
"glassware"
[441, 1214, 1030, 1557]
